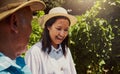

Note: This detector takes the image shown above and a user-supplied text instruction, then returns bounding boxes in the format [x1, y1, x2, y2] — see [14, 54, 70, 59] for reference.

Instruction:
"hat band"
[0, 2, 23, 13]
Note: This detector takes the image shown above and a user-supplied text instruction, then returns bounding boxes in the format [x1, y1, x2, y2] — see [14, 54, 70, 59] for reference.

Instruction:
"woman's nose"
[59, 30, 67, 37]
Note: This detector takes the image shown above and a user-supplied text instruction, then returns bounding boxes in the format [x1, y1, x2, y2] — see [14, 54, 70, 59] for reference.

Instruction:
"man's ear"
[10, 13, 19, 33]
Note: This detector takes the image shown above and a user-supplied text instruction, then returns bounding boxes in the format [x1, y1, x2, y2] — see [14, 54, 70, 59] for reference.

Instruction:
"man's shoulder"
[16, 56, 25, 68]
[0, 53, 12, 71]
[0, 56, 31, 74]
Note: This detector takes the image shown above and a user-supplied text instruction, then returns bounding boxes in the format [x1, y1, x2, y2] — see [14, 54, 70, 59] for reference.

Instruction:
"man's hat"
[0, 0, 46, 21]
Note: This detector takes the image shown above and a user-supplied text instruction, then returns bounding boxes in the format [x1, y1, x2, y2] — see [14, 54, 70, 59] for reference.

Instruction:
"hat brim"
[39, 13, 77, 28]
[0, 0, 46, 21]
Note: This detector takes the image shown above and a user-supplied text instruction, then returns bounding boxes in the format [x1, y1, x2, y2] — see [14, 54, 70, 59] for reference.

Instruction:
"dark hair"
[0, 15, 11, 24]
[41, 16, 71, 56]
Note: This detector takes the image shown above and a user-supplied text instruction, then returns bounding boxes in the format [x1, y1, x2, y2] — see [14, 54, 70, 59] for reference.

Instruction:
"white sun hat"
[39, 7, 77, 28]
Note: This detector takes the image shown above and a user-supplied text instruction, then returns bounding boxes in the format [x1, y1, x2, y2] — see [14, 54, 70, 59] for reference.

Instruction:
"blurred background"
[29, 0, 120, 74]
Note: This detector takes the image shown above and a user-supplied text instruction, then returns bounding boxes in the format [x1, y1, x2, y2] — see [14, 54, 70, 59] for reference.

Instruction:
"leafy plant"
[69, 15, 114, 74]
[28, 18, 43, 48]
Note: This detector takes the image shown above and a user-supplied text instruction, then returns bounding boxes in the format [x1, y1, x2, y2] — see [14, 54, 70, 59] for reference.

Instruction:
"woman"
[25, 7, 77, 74]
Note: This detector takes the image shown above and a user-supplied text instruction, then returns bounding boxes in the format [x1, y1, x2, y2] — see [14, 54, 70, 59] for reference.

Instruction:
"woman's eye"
[64, 29, 68, 32]
[56, 28, 61, 30]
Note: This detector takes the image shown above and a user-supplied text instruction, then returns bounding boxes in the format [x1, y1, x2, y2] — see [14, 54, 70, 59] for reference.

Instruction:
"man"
[0, 0, 45, 74]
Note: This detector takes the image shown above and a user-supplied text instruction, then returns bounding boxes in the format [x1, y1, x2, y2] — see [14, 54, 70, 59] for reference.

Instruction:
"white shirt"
[25, 41, 77, 74]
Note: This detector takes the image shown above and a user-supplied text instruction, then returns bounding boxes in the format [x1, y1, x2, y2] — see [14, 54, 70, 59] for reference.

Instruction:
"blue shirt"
[0, 52, 31, 74]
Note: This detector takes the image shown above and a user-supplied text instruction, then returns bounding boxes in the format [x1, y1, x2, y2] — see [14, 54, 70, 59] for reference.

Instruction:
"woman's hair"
[41, 16, 71, 56]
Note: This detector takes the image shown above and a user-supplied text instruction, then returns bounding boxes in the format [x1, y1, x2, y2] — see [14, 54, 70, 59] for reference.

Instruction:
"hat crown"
[0, 0, 45, 21]
[0, 0, 28, 12]
[39, 7, 77, 28]
[0, 0, 27, 7]
[49, 7, 68, 14]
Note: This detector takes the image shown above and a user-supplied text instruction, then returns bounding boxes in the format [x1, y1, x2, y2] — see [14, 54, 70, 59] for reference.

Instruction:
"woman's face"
[48, 18, 70, 48]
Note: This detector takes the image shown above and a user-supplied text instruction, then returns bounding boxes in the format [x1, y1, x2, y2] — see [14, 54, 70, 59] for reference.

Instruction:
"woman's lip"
[56, 36, 64, 40]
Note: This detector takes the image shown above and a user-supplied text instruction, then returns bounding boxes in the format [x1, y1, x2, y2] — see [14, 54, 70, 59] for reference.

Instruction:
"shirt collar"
[0, 52, 21, 71]
[49, 45, 63, 60]
[51, 45, 62, 53]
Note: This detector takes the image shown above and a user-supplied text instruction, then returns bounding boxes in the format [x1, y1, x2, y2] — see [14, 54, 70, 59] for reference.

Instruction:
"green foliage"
[28, 11, 45, 48]
[42, 0, 64, 8]
[69, 15, 114, 74]
[68, 0, 120, 74]
[97, 0, 120, 73]
[28, 18, 43, 48]
[42, 0, 65, 13]
[36, 11, 45, 18]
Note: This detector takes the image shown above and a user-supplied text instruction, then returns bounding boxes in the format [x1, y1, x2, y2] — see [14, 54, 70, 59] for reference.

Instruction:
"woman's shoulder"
[65, 46, 72, 56]
[26, 41, 43, 54]
[65, 46, 70, 53]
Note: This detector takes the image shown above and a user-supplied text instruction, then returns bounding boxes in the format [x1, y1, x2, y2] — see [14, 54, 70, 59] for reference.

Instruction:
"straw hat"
[0, 0, 46, 21]
[39, 7, 77, 28]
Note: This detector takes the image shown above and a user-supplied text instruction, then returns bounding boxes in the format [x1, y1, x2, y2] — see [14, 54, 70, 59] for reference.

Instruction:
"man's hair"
[0, 15, 11, 25]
